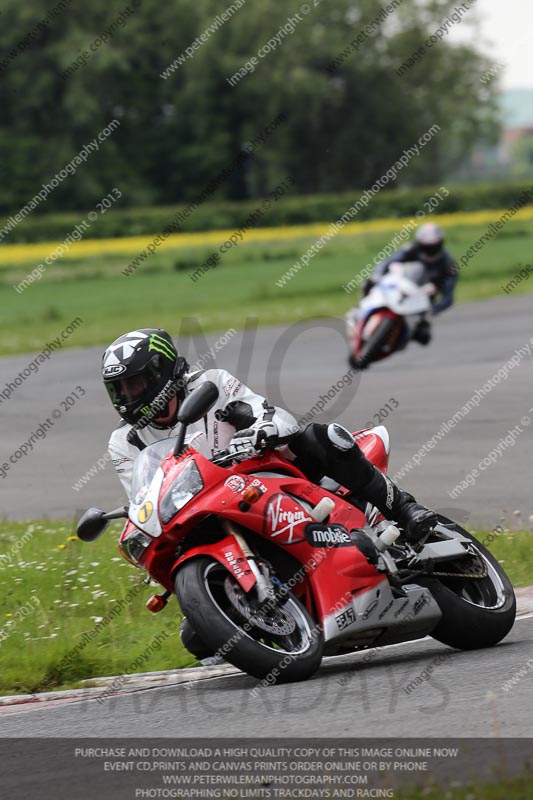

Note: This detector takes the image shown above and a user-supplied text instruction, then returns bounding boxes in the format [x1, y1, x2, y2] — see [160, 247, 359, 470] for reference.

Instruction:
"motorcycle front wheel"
[419, 522, 516, 650]
[176, 557, 323, 683]
[351, 316, 397, 369]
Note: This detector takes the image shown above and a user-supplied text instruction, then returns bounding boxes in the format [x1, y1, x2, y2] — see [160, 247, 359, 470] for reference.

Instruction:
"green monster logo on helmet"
[148, 333, 176, 362]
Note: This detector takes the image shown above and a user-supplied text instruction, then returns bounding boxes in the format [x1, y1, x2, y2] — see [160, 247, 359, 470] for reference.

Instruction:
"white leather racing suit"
[108, 368, 297, 499]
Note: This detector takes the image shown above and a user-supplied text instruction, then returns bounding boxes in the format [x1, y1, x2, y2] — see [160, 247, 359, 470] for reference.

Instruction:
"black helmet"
[102, 329, 188, 429]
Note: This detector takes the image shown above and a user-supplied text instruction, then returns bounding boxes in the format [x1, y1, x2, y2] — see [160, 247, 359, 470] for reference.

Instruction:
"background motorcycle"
[78, 383, 516, 684]
[346, 261, 436, 369]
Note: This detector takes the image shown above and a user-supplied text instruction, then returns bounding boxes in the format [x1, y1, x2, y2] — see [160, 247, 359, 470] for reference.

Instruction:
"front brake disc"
[224, 576, 296, 635]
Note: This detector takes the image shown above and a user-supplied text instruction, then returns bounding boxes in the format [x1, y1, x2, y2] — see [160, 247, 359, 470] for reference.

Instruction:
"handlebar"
[210, 447, 255, 467]
[210, 436, 285, 467]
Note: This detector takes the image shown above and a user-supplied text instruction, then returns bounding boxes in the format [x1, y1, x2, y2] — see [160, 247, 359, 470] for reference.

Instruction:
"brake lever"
[210, 450, 233, 467]
[211, 448, 244, 467]
[211, 446, 261, 467]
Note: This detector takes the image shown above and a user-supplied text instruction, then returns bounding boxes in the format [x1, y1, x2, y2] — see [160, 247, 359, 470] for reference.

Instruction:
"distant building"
[502, 126, 533, 147]
[500, 126, 533, 174]
[454, 90, 533, 180]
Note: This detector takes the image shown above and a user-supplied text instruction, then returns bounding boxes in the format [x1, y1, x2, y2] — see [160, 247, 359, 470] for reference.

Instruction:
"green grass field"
[0, 521, 531, 697]
[0, 521, 194, 696]
[397, 773, 533, 800]
[0, 213, 532, 355]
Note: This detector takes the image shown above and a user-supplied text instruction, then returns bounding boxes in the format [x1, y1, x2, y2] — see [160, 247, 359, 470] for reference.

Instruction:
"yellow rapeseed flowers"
[1, 206, 532, 268]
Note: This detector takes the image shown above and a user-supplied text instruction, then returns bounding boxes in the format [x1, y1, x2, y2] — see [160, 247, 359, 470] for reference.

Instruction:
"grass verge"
[0, 522, 531, 697]
[0, 521, 194, 697]
[396, 771, 533, 799]
[0, 209, 532, 355]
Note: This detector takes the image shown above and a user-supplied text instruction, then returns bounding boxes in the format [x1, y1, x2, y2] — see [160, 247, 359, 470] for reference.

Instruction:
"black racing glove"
[362, 278, 375, 297]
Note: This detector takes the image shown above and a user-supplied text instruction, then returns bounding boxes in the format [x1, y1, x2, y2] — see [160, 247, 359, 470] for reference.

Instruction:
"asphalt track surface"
[1, 296, 532, 750]
[1, 294, 531, 525]
[2, 616, 533, 737]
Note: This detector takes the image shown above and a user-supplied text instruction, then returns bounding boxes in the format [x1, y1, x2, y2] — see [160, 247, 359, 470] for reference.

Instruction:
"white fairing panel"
[357, 261, 434, 319]
[129, 467, 164, 537]
[322, 581, 441, 644]
[372, 425, 390, 455]
[362, 278, 432, 316]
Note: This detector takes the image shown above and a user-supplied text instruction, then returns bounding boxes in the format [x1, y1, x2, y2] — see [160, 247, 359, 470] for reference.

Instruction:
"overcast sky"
[448, 0, 532, 90]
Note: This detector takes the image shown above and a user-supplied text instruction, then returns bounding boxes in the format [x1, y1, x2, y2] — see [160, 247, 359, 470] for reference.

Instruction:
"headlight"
[160, 460, 204, 524]
[120, 528, 152, 566]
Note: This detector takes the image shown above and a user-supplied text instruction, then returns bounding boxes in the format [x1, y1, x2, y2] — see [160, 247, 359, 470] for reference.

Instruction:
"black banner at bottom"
[1, 738, 532, 800]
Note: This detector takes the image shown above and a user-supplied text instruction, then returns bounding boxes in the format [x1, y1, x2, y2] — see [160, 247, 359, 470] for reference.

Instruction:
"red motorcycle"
[79, 383, 516, 683]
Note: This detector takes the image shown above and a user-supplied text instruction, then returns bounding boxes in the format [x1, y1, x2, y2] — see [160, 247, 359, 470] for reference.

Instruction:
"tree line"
[0, 0, 500, 216]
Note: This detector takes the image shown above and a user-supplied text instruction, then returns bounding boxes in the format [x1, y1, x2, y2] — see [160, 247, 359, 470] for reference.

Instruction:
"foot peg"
[403, 508, 437, 542]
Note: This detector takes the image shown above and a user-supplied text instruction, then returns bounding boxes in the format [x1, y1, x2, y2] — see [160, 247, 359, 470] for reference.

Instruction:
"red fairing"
[166, 448, 384, 615]
[118, 519, 138, 566]
[352, 309, 404, 363]
[173, 535, 257, 592]
[120, 429, 389, 616]
[353, 428, 390, 474]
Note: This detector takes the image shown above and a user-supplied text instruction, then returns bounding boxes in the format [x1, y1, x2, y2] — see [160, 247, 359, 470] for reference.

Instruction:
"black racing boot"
[411, 318, 432, 346]
[361, 466, 437, 541]
[289, 423, 437, 542]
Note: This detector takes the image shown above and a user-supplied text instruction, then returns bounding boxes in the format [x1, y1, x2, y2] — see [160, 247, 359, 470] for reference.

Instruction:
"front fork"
[222, 519, 272, 603]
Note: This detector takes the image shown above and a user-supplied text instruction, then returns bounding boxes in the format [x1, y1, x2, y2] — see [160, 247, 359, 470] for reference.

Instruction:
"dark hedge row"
[1, 181, 532, 245]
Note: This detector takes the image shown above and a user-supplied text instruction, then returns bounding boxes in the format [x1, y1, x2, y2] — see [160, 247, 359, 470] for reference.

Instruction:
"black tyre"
[420, 521, 516, 650]
[180, 616, 213, 661]
[356, 316, 397, 368]
[176, 557, 323, 682]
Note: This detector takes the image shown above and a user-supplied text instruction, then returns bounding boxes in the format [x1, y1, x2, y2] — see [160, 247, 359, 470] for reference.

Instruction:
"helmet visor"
[419, 242, 442, 258]
[105, 359, 164, 410]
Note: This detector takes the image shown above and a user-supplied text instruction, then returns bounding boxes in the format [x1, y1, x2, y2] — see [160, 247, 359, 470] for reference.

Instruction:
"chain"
[427, 557, 488, 580]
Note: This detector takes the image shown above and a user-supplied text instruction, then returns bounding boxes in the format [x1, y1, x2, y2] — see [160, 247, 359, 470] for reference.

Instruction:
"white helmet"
[415, 223, 444, 262]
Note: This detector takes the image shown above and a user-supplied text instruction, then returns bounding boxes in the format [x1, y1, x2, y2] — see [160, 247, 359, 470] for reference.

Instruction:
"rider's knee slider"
[326, 423, 355, 454]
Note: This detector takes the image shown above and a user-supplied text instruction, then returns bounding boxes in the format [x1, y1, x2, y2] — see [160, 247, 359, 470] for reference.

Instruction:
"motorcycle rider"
[103, 329, 437, 660]
[103, 328, 436, 538]
[362, 223, 457, 345]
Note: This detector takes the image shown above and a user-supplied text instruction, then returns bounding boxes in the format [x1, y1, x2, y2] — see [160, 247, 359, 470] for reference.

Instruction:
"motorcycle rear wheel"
[176, 557, 323, 682]
[420, 523, 516, 650]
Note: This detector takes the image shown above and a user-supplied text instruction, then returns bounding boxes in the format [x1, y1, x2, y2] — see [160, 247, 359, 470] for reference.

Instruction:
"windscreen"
[396, 260, 429, 286]
[130, 438, 177, 506]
